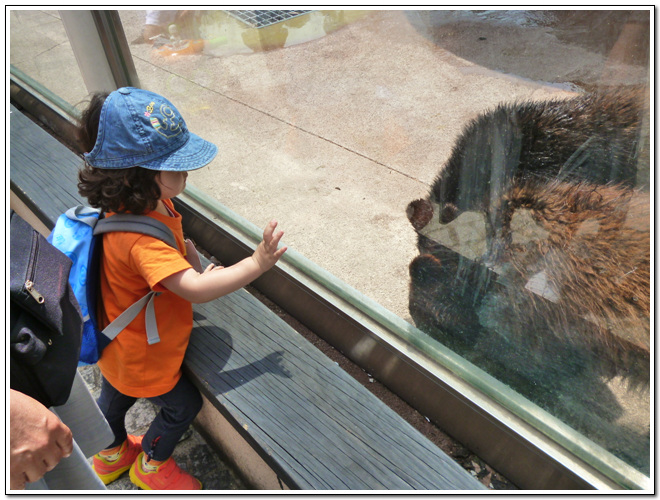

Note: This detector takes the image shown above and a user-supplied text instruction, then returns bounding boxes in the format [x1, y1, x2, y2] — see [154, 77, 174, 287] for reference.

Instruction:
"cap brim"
[138, 133, 218, 171]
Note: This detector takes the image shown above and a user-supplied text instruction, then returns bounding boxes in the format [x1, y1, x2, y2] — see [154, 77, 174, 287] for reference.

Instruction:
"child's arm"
[160, 220, 287, 303]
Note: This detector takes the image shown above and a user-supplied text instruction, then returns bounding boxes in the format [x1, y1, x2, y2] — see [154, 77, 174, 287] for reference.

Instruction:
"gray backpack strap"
[65, 205, 102, 227]
[93, 214, 177, 249]
[101, 291, 162, 345]
[95, 214, 178, 346]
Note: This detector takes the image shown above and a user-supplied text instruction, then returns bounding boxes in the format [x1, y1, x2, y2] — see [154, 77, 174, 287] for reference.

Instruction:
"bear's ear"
[439, 203, 458, 224]
[406, 199, 434, 231]
[408, 254, 445, 286]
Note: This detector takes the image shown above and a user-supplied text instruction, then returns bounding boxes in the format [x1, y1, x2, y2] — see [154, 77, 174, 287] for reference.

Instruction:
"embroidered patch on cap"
[144, 101, 155, 117]
[148, 103, 183, 139]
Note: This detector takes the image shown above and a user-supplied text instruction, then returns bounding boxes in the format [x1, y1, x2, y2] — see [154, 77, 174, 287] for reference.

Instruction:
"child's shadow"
[186, 311, 292, 396]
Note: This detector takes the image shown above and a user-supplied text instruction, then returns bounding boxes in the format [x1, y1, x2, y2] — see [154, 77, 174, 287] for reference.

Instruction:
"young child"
[77, 87, 287, 490]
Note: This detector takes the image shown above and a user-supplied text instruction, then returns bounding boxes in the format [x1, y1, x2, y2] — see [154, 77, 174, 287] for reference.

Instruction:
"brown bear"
[407, 88, 649, 392]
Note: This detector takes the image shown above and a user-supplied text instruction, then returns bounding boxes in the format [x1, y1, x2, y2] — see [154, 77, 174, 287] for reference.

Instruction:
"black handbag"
[9, 211, 83, 408]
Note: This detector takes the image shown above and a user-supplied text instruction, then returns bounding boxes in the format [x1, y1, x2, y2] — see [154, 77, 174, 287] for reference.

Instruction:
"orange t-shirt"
[97, 199, 193, 398]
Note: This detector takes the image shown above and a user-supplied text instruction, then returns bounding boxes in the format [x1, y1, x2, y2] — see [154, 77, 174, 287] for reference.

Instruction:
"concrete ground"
[10, 10, 646, 320]
[10, 9, 648, 321]
[117, 9, 648, 321]
[9, 8, 648, 323]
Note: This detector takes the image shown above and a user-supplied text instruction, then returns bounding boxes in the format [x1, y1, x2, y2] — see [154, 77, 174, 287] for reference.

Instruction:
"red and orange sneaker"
[129, 452, 202, 490]
[92, 435, 143, 485]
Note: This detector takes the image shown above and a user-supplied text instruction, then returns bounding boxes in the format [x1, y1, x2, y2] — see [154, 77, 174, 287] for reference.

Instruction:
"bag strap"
[90, 212, 178, 347]
[101, 291, 162, 345]
[65, 206, 102, 227]
[93, 214, 178, 249]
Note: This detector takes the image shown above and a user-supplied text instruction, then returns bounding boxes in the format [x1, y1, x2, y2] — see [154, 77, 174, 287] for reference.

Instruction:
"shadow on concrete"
[405, 10, 650, 90]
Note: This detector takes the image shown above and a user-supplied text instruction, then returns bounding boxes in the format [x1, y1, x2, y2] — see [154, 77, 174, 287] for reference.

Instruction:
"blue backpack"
[48, 206, 178, 365]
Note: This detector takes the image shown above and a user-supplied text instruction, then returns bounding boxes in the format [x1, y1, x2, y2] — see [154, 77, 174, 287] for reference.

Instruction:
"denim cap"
[84, 87, 217, 171]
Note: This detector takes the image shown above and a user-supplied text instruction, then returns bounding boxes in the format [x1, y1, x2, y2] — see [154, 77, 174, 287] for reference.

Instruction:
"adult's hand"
[10, 390, 73, 489]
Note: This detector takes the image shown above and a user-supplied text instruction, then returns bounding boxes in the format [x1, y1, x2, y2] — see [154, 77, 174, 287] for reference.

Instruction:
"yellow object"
[156, 39, 205, 57]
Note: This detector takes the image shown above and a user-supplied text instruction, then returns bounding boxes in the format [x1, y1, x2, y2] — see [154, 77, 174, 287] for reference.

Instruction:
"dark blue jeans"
[96, 373, 203, 462]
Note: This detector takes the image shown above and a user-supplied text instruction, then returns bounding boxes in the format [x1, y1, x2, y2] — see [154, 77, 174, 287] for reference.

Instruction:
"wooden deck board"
[10, 105, 485, 490]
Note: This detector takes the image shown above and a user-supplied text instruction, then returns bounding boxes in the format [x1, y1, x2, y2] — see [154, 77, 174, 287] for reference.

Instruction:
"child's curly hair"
[76, 92, 161, 214]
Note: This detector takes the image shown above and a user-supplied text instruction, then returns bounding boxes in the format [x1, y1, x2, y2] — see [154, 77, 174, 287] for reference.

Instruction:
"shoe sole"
[93, 463, 132, 485]
[93, 435, 144, 485]
[129, 463, 154, 490]
[129, 457, 203, 490]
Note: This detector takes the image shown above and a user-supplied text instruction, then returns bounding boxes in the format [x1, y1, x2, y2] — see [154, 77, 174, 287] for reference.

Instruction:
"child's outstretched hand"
[163, 220, 287, 304]
[252, 220, 287, 272]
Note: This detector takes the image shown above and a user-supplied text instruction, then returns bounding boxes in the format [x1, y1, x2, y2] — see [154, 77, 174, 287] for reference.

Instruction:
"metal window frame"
[9, 9, 651, 491]
[59, 10, 139, 93]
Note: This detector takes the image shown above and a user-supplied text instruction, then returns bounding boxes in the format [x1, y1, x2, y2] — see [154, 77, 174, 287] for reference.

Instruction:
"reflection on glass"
[123, 9, 368, 57]
[408, 87, 650, 474]
[405, 11, 650, 475]
[9, 10, 87, 106]
[116, 9, 650, 477]
[12, 8, 650, 482]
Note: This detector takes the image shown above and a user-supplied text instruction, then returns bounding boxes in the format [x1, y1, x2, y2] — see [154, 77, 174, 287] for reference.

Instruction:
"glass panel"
[14, 8, 648, 483]
[405, 11, 651, 477]
[115, 9, 650, 478]
[9, 9, 88, 107]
